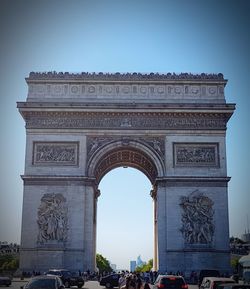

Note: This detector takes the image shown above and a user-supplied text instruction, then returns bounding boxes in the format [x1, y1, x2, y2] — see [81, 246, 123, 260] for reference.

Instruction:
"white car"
[200, 277, 235, 289]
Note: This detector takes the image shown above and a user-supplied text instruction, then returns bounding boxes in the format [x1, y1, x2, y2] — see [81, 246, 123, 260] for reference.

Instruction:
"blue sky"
[0, 0, 249, 270]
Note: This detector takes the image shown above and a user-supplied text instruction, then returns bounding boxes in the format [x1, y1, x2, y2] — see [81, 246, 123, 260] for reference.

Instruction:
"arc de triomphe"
[17, 72, 235, 274]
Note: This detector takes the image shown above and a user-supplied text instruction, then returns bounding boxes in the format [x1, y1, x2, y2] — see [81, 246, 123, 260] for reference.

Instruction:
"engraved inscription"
[37, 193, 68, 244]
[33, 142, 79, 166]
[174, 143, 219, 167]
[180, 190, 214, 244]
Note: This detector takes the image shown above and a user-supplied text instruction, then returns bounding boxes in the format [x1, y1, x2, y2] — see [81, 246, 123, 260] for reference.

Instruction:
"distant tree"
[231, 256, 240, 271]
[230, 237, 246, 244]
[96, 253, 112, 273]
[0, 255, 19, 271]
[135, 259, 153, 273]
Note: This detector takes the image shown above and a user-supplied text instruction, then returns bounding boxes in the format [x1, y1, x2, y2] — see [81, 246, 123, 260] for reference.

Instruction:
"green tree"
[231, 256, 240, 271]
[135, 259, 153, 273]
[96, 253, 112, 273]
[0, 255, 19, 272]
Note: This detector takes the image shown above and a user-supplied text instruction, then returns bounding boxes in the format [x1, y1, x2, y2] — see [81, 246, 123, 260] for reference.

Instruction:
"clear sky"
[0, 0, 249, 270]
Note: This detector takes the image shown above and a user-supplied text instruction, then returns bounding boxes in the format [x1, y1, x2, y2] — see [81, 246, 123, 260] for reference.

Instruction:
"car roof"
[158, 275, 183, 278]
[48, 269, 69, 271]
[218, 283, 250, 287]
[203, 277, 235, 282]
[30, 275, 59, 280]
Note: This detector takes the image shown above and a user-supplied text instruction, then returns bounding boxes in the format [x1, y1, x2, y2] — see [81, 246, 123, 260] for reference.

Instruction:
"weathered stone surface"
[18, 72, 235, 274]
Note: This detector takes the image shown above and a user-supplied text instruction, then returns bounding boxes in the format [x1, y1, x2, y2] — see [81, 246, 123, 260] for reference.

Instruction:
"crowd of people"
[118, 272, 151, 289]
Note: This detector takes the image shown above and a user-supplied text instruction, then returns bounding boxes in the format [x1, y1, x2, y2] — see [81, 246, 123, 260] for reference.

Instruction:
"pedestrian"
[144, 281, 151, 289]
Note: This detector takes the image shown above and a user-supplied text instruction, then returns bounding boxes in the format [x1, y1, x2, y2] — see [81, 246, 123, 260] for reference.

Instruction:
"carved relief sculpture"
[37, 193, 68, 244]
[33, 142, 79, 166]
[174, 143, 219, 167]
[179, 190, 214, 244]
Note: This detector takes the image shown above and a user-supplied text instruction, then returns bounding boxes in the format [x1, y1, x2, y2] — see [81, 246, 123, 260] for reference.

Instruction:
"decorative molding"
[33, 142, 79, 166]
[87, 136, 165, 162]
[37, 193, 68, 244]
[180, 190, 215, 245]
[173, 143, 219, 167]
[27, 72, 225, 81]
[27, 83, 225, 99]
[21, 175, 96, 186]
[24, 111, 228, 130]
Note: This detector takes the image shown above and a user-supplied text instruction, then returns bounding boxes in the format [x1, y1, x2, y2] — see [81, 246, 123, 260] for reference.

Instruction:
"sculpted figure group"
[37, 193, 68, 244]
[180, 190, 214, 244]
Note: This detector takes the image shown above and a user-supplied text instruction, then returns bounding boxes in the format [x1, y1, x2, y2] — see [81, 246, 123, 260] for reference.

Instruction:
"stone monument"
[17, 72, 235, 274]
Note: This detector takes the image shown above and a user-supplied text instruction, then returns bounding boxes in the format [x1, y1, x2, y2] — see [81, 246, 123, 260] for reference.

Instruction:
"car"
[99, 273, 120, 288]
[46, 269, 85, 288]
[200, 277, 235, 289]
[0, 276, 11, 287]
[198, 270, 220, 288]
[243, 271, 250, 284]
[153, 275, 188, 289]
[218, 284, 250, 289]
[21, 275, 65, 289]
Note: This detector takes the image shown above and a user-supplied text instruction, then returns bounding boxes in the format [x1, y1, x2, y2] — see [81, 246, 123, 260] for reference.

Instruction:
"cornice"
[17, 101, 235, 111]
[155, 176, 231, 187]
[21, 175, 96, 186]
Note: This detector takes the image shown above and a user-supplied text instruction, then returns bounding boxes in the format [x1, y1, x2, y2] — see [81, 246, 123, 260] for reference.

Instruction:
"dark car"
[153, 275, 188, 289]
[47, 269, 85, 288]
[218, 284, 250, 289]
[99, 273, 120, 288]
[21, 275, 65, 289]
[198, 270, 220, 288]
[0, 276, 11, 287]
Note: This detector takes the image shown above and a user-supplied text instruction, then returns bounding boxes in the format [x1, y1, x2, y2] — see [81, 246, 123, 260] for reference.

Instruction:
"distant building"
[110, 263, 117, 271]
[0, 242, 20, 256]
[136, 255, 146, 267]
[242, 233, 250, 243]
[130, 260, 136, 272]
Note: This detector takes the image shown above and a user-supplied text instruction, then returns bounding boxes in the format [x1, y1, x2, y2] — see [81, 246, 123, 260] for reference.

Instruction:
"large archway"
[18, 72, 235, 274]
[97, 167, 152, 270]
[87, 140, 164, 271]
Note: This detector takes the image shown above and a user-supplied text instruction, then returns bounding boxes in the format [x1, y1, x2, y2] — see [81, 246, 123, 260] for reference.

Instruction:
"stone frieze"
[25, 112, 228, 130]
[27, 83, 225, 99]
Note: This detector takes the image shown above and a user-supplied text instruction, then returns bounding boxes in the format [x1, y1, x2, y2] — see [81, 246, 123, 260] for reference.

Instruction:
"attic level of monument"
[24, 72, 229, 105]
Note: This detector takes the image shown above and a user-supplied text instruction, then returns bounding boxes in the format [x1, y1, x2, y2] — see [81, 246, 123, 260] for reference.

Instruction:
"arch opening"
[88, 142, 163, 185]
[97, 167, 153, 270]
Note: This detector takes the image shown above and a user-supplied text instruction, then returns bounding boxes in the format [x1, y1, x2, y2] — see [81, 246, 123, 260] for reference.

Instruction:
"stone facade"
[17, 72, 235, 274]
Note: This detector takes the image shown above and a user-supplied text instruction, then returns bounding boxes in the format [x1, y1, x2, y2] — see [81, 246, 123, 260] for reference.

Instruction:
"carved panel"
[174, 143, 219, 167]
[37, 193, 68, 244]
[33, 142, 79, 166]
[180, 190, 214, 244]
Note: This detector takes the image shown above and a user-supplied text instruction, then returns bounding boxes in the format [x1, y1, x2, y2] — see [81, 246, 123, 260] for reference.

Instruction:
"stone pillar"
[82, 185, 96, 271]
[155, 181, 167, 273]
[151, 188, 158, 271]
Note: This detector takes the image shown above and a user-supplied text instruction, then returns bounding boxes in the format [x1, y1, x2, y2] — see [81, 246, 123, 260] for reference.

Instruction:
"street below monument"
[3, 280, 199, 289]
